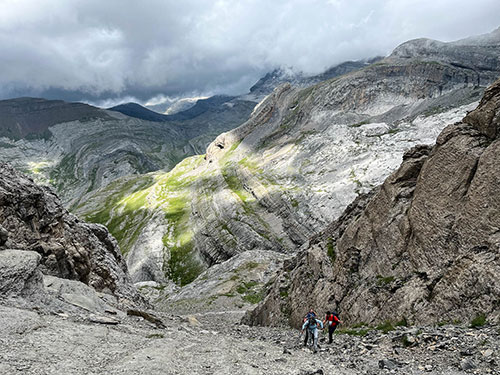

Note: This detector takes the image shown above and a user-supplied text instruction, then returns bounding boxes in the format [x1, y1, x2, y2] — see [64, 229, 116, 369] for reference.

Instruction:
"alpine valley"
[0, 27, 499, 375]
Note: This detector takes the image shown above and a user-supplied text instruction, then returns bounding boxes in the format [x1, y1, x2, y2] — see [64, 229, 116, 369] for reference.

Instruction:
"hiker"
[305, 308, 317, 319]
[301, 316, 323, 352]
[302, 308, 317, 346]
[323, 310, 342, 344]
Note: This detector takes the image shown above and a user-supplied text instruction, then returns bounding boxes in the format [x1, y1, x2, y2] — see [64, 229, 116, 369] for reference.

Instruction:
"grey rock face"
[0, 250, 44, 300]
[0, 224, 8, 245]
[0, 164, 140, 303]
[248, 78, 500, 328]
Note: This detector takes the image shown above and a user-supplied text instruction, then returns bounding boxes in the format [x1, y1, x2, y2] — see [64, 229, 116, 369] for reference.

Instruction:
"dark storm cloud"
[1, 0, 499, 104]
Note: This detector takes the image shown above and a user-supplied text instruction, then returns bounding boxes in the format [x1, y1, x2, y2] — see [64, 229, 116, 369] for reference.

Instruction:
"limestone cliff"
[246, 78, 500, 327]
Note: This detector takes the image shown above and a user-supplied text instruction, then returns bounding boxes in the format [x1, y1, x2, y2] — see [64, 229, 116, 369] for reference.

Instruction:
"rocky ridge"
[245, 58, 380, 101]
[0, 97, 112, 139]
[76, 28, 500, 288]
[246, 78, 500, 329]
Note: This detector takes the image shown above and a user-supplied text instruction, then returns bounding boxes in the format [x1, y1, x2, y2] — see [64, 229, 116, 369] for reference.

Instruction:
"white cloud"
[0, 0, 499, 101]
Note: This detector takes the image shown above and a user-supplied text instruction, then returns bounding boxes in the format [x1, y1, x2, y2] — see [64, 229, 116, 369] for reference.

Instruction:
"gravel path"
[1, 303, 498, 375]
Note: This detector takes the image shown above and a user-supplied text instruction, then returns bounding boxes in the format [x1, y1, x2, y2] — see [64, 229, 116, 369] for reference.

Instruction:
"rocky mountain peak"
[388, 27, 500, 78]
[0, 97, 112, 139]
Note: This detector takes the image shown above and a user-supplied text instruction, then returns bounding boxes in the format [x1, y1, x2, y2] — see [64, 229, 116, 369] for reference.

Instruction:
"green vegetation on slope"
[83, 175, 156, 255]
[155, 155, 206, 286]
[83, 155, 207, 286]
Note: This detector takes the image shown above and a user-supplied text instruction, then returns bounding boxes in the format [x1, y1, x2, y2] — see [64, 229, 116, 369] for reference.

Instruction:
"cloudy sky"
[1, 0, 499, 107]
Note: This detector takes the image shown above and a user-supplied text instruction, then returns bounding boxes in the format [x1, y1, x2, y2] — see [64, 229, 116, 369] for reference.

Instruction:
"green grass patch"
[470, 314, 487, 328]
[395, 317, 408, 327]
[376, 320, 395, 334]
[326, 237, 336, 263]
[219, 140, 242, 164]
[83, 175, 156, 254]
[376, 275, 395, 286]
[147, 333, 164, 339]
[349, 168, 362, 188]
[401, 335, 413, 347]
[279, 288, 289, 298]
[241, 261, 259, 271]
[236, 281, 259, 294]
[349, 120, 369, 128]
[221, 163, 255, 209]
[242, 292, 264, 304]
[290, 197, 300, 208]
[238, 157, 263, 174]
[235, 280, 264, 304]
[157, 155, 207, 286]
[165, 238, 203, 286]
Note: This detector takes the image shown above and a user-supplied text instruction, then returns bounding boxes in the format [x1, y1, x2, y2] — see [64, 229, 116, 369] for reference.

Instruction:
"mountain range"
[72, 27, 500, 297]
[0, 27, 499, 327]
[0, 27, 499, 375]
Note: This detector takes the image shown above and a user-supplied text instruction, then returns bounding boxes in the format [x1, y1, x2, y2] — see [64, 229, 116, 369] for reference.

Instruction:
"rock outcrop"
[246, 78, 500, 328]
[0, 164, 140, 303]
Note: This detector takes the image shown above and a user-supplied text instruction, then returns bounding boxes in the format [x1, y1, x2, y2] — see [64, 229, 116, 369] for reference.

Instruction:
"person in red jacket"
[323, 311, 342, 344]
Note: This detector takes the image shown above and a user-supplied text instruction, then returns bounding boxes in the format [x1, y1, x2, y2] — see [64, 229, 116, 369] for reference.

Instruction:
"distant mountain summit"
[107, 102, 168, 122]
[0, 97, 111, 139]
[108, 95, 236, 122]
[248, 58, 382, 99]
[163, 97, 206, 115]
[390, 29, 500, 80]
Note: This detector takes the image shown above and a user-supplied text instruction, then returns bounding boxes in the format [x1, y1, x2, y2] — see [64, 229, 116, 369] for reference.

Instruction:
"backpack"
[307, 318, 317, 329]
